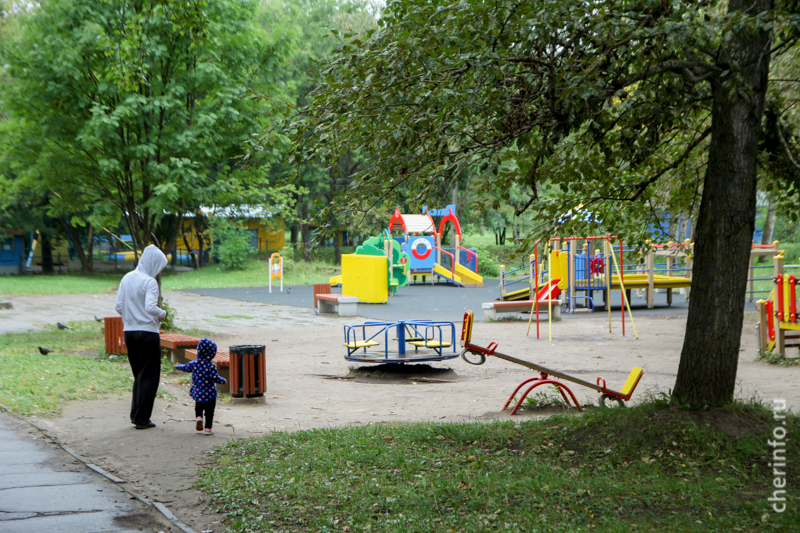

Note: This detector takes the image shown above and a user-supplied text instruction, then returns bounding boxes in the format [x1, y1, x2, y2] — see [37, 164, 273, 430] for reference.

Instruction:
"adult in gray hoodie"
[115, 245, 168, 429]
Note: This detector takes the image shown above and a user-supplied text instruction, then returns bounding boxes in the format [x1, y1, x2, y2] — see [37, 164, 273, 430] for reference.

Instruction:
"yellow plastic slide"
[454, 262, 483, 287]
[433, 263, 483, 287]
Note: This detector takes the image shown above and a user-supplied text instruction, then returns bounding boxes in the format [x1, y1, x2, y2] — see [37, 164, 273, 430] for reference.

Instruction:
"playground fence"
[437, 247, 456, 276]
[458, 246, 479, 272]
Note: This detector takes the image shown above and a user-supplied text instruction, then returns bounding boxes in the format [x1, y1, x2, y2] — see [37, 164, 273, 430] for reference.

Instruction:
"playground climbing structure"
[389, 205, 483, 288]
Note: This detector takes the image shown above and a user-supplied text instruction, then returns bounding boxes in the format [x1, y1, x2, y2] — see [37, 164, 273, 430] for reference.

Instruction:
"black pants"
[195, 398, 216, 428]
[125, 331, 161, 426]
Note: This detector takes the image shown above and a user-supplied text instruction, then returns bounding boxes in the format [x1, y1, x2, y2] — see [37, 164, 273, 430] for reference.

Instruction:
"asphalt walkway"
[0, 411, 170, 533]
[186, 278, 699, 323]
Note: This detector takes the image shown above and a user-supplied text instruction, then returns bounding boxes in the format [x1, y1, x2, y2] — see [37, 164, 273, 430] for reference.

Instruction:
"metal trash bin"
[229, 345, 266, 398]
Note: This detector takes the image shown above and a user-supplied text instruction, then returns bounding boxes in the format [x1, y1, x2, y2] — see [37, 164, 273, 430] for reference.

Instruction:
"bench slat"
[185, 348, 230, 368]
[160, 333, 201, 350]
[317, 294, 344, 301]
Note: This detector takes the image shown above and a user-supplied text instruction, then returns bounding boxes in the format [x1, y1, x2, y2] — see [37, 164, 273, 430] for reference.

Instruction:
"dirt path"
[5, 292, 799, 532]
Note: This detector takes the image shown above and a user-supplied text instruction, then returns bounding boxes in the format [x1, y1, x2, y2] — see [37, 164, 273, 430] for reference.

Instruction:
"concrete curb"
[0, 401, 197, 533]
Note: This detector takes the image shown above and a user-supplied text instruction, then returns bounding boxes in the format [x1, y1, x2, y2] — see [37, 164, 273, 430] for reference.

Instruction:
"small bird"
[38, 347, 52, 355]
[94, 316, 103, 323]
[287, 287, 291, 294]
[57, 322, 69, 330]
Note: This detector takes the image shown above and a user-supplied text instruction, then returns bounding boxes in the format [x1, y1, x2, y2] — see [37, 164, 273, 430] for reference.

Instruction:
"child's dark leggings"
[195, 398, 216, 428]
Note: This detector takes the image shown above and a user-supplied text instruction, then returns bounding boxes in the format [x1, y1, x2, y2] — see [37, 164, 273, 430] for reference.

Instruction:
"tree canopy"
[290, 0, 800, 405]
[1, 0, 290, 257]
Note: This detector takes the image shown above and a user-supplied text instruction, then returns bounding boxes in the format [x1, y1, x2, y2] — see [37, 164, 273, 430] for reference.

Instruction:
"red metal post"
[620, 240, 625, 336]
[534, 240, 540, 339]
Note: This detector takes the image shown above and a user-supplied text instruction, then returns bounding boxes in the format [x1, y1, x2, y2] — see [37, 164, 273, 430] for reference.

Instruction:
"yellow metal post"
[609, 241, 638, 338]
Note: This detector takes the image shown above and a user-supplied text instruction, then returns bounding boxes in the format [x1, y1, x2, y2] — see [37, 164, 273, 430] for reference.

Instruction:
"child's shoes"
[203, 428, 214, 435]
[195, 417, 203, 432]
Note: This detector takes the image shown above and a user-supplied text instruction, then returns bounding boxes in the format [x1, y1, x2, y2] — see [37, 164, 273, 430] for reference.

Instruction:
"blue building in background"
[0, 232, 25, 274]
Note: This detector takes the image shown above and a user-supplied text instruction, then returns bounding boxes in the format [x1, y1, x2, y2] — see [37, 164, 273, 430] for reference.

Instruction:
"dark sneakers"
[134, 421, 157, 429]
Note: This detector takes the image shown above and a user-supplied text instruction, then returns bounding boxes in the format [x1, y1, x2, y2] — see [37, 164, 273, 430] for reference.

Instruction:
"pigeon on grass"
[38, 347, 53, 355]
[57, 322, 69, 330]
[94, 316, 103, 323]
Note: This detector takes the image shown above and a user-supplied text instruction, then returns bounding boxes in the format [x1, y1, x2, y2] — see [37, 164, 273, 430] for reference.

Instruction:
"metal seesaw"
[459, 311, 643, 413]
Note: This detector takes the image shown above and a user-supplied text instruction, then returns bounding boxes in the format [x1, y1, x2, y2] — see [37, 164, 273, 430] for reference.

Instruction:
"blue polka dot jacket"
[175, 338, 227, 402]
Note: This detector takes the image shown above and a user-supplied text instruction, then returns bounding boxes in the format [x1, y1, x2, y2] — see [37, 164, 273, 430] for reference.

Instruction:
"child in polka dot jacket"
[175, 338, 227, 435]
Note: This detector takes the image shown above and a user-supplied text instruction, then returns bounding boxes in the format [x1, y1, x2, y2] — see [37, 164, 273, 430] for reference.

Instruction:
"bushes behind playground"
[473, 245, 502, 277]
[208, 217, 254, 270]
[199, 398, 798, 533]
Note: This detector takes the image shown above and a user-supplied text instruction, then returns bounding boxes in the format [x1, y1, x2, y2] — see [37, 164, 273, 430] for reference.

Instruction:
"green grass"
[0, 321, 133, 415]
[756, 351, 800, 366]
[0, 273, 124, 296]
[0, 320, 193, 415]
[199, 399, 798, 532]
[0, 254, 344, 296]
[162, 256, 342, 290]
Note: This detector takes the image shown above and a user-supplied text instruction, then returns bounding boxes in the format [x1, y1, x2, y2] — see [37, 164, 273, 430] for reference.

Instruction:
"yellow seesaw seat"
[619, 367, 644, 399]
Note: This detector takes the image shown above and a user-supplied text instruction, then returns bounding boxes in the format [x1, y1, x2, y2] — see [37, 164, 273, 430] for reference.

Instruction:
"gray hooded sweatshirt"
[115, 245, 168, 333]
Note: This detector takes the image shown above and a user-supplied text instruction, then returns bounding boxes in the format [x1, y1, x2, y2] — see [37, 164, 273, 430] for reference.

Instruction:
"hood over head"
[197, 338, 217, 361]
[136, 245, 168, 278]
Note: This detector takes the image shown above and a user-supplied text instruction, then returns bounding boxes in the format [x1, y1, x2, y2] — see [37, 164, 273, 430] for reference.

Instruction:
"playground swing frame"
[459, 311, 643, 413]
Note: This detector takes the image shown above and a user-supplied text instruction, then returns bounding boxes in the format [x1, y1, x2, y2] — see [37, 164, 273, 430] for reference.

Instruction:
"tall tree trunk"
[163, 212, 184, 260]
[58, 216, 92, 274]
[757, 196, 777, 263]
[86, 223, 93, 273]
[39, 229, 54, 274]
[300, 202, 311, 262]
[673, 0, 773, 406]
[182, 233, 197, 269]
[290, 224, 299, 254]
[334, 224, 341, 266]
[193, 216, 206, 267]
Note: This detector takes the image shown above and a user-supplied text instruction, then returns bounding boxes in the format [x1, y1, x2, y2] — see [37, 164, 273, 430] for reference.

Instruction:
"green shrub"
[474, 245, 501, 277]
[160, 297, 178, 331]
[208, 217, 253, 270]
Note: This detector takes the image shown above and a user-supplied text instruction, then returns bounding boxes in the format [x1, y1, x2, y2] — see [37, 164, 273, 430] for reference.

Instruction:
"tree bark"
[300, 202, 311, 262]
[57, 216, 92, 274]
[673, 0, 773, 406]
[334, 228, 341, 266]
[163, 211, 184, 261]
[290, 224, 299, 253]
[39, 229, 54, 274]
[193, 216, 207, 267]
[182, 232, 197, 269]
[757, 196, 777, 263]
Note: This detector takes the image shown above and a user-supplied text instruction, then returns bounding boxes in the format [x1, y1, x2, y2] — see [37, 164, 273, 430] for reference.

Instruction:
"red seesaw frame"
[460, 311, 643, 414]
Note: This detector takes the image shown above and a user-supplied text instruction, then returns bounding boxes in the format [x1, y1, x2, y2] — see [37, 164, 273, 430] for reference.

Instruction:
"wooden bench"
[313, 283, 332, 307]
[482, 299, 562, 321]
[317, 294, 359, 317]
[161, 333, 201, 364]
[185, 348, 230, 394]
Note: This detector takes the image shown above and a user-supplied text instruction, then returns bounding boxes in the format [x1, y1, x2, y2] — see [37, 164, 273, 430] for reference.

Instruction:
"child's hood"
[196, 338, 217, 361]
